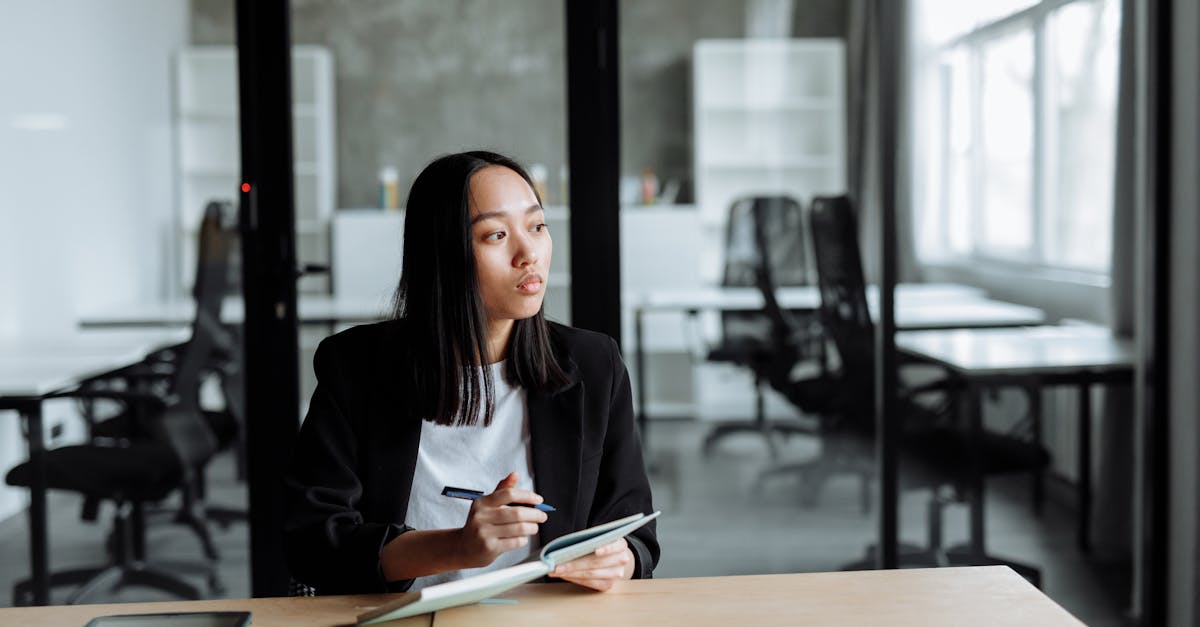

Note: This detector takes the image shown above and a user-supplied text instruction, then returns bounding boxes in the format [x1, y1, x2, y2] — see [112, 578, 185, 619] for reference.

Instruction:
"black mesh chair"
[86, 202, 246, 531]
[784, 195, 1047, 581]
[700, 196, 824, 458]
[5, 312, 224, 605]
[3, 205, 236, 605]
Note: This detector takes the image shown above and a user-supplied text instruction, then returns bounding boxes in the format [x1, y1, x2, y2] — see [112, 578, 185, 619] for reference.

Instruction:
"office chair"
[85, 202, 247, 533]
[5, 308, 225, 604]
[700, 196, 824, 459]
[764, 195, 1047, 582]
[2, 203, 242, 605]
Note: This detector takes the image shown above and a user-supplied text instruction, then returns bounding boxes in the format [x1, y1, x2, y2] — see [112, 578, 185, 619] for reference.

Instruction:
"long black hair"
[393, 150, 570, 426]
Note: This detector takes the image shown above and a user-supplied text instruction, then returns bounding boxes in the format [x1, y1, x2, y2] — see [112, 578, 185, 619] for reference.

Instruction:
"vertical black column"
[1137, 0, 1170, 621]
[564, 0, 622, 344]
[235, 0, 298, 598]
[874, 0, 901, 569]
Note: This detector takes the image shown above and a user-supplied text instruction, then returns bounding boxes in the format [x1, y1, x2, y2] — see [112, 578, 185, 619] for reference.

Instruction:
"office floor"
[0, 420, 1130, 625]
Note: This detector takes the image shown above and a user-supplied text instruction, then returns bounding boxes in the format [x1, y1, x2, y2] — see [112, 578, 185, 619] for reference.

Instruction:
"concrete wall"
[190, 0, 846, 208]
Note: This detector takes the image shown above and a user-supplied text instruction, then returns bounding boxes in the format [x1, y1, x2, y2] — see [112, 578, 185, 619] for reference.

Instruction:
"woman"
[284, 151, 659, 595]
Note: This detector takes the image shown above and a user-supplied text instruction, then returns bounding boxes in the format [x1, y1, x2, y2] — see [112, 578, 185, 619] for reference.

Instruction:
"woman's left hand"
[548, 538, 635, 591]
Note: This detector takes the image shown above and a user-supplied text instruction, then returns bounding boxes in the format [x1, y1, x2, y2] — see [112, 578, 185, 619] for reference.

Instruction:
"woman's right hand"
[456, 471, 547, 568]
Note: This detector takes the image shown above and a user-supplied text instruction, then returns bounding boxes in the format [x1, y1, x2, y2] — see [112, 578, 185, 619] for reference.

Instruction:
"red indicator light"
[241, 183, 251, 193]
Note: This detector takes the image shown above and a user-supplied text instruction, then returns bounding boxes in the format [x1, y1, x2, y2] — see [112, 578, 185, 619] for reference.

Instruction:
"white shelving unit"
[691, 38, 846, 422]
[693, 38, 846, 274]
[175, 45, 336, 294]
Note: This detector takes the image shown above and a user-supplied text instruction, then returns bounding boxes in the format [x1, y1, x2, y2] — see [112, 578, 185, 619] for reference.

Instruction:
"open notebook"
[357, 511, 660, 625]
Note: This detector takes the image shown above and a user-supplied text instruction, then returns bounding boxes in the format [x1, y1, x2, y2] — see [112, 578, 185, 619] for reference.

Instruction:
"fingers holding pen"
[484, 471, 547, 510]
[466, 495, 548, 526]
[457, 472, 548, 568]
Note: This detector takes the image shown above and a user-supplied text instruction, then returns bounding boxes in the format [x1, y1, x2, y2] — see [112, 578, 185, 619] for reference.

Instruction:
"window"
[910, 0, 1121, 274]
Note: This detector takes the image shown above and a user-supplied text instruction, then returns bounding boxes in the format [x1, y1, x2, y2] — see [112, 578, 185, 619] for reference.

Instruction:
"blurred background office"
[1, 0, 1197, 625]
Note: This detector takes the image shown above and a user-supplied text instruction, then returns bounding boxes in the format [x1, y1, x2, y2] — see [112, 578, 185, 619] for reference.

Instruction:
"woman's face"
[468, 165, 552, 326]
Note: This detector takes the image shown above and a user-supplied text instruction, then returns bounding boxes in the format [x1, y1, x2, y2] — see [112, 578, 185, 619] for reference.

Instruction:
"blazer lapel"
[529, 381, 583, 545]
[368, 321, 422, 523]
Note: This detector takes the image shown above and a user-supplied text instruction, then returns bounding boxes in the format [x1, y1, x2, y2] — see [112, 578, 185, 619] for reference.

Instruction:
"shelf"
[693, 39, 847, 229]
[699, 98, 837, 112]
[181, 163, 320, 177]
[176, 45, 336, 296]
[697, 156, 839, 169]
[296, 218, 327, 233]
[182, 167, 239, 177]
[180, 107, 319, 119]
[179, 109, 238, 120]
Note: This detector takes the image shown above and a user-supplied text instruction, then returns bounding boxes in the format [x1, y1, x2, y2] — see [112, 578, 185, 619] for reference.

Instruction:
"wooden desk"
[896, 324, 1135, 553]
[0, 330, 188, 606]
[0, 567, 1082, 626]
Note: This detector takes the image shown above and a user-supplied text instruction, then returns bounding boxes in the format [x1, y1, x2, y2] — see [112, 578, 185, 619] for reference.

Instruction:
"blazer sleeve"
[588, 337, 661, 578]
[283, 337, 410, 594]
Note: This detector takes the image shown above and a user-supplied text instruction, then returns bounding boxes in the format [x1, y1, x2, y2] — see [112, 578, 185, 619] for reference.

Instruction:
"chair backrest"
[721, 196, 810, 288]
[193, 201, 232, 319]
[174, 201, 233, 410]
[808, 195, 875, 419]
[745, 198, 810, 376]
[147, 200, 231, 471]
[718, 196, 811, 346]
[193, 200, 245, 427]
[137, 303, 221, 474]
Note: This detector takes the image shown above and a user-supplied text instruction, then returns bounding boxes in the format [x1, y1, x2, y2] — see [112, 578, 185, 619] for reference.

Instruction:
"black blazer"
[284, 319, 660, 594]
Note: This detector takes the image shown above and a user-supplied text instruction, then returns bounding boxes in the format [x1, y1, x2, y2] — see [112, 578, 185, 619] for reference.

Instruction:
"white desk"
[633, 288, 1042, 330]
[0, 329, 191, 359]
[895, 324, 1135, 553]
[631, 282, 987, 311]
[895, 325, 1135, 376]
[630, 284, 1045, 440]
[0, 330, 188, 606]
[78, 296, 392, 328]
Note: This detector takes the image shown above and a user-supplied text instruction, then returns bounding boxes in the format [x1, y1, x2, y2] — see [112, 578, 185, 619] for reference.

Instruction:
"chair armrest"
[48, 388, 177, 407]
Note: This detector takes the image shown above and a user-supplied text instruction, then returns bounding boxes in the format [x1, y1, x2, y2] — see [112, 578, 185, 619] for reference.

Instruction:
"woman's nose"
[513, 235, 539, 267]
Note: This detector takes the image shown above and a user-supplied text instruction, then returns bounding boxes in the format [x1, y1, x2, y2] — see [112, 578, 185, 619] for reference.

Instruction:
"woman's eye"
[532, 223, 548, 233]
[485, 231, 506, 241]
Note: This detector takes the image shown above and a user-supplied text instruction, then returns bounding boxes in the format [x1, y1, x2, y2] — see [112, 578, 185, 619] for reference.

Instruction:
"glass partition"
[908, 0, 1127, 623]
[285, 1, 569, 409]
[617, 0, 869, 578]
[0, 0, 249, 604]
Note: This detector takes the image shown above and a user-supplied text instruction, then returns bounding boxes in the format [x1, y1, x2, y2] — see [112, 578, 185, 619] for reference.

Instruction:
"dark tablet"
[83, 611, 251, 627]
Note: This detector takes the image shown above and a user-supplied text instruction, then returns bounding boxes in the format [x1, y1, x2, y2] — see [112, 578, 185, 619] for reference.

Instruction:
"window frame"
[913, 0, 1116, 279]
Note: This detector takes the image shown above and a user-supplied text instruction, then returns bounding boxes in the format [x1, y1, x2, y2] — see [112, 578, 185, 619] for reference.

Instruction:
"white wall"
[0, 0, 189, 521]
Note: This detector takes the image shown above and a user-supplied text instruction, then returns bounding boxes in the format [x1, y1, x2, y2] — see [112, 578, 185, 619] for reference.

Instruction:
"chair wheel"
[208, 574, 226, 596]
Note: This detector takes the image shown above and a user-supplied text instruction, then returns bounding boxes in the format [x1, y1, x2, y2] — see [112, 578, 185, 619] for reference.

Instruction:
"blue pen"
[441, 486, 556, 512]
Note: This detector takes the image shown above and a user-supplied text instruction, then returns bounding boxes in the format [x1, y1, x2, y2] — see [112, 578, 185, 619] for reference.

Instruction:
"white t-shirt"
[405, 361, 539, 590]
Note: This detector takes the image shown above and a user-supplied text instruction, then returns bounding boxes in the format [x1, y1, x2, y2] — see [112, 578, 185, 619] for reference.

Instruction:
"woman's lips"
[517, 276, 543, 294]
